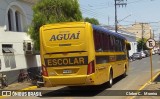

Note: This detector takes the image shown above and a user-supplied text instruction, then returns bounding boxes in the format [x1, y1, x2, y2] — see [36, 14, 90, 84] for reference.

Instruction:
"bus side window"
[103, 33, 109, 52]
[98, 31, 103, 51]
[115, 37, 118, 51]
[120, 39, 124, 51]
[108, 35, 111, 51]
[119, 39, 123, 51]
[110, 36, 115, 52]
[102, 34, 105, 51]
[126, 42, 131, 50]
[115, 38, 123, 52]
[121, 40, 125, 51]
[93, 30, 102, 51]
[101, 32, 107, 51]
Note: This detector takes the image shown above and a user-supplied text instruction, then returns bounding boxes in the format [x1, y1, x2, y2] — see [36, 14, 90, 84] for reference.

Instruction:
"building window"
[2, 44, 16, 68]
[15, 11, 21, 32]
[8, 9, 14, 31]
[7, 5, 25, 32]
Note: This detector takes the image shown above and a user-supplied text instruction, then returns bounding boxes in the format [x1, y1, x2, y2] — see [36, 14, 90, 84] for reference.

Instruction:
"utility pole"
[114, 0, 127, 33]
[115, 0, 118, 32]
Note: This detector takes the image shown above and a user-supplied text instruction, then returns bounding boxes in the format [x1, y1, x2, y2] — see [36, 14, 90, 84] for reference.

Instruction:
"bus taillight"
[42, 65, 48, 76]
[87, 60, 95, 75]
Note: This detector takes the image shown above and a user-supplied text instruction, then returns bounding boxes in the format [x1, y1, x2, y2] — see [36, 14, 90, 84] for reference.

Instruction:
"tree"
[28, 0, 82, 50]
[84, 17, 100, 25]
[137, 38, 148, 51]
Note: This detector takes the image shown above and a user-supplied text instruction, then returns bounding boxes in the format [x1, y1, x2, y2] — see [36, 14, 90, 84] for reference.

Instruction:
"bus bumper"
[42, 74, 95, 87]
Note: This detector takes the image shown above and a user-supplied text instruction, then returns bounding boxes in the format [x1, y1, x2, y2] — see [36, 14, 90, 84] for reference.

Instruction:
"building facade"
[0, 0, 40, 83]
[119, 23, 153, 40]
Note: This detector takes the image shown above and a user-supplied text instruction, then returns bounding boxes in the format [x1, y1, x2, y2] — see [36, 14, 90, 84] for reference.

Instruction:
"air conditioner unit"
[23, 41, 33, 54]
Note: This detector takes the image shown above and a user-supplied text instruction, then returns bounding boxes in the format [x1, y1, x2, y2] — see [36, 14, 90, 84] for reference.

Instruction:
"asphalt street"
[4, 54, 160, 99]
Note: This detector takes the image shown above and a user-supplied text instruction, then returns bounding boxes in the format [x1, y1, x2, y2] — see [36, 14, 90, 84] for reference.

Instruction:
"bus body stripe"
[96, 55, 127, 64]
[44, 56, 88, 67]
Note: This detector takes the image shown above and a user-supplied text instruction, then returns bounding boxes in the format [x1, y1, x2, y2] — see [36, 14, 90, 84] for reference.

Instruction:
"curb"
[129, 71, 160, 99]
[21, 86, 37, 90]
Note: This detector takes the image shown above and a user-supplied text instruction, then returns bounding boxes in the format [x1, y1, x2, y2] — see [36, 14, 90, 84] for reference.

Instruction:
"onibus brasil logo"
[2, 91, 42, 96]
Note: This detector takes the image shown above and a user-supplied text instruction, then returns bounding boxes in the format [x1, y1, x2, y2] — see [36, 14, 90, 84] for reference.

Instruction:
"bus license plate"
[63, 70, 72, 74]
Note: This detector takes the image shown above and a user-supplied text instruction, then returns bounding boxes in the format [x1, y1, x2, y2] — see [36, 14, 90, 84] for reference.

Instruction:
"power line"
[127, 0, 146, 4]
[80, 7, 109, 19]
[80, 7, 107, 16]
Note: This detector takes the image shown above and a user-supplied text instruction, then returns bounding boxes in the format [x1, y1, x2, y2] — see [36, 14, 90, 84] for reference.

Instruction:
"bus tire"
[123, 65, 127, 78]
[107, 70, 113, 88]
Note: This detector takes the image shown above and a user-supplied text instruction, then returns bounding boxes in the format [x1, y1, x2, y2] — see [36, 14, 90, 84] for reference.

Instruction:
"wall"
[0, 0, 41, 73]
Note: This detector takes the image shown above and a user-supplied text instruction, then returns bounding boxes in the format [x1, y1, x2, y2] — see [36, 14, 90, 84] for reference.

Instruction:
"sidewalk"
[0, 81, 37, 90]
[133, 72, 160, 99]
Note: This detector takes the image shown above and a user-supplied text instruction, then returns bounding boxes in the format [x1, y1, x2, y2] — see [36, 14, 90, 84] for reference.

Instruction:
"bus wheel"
[107, 70, 113, 88]
[123, 66, 127, 78]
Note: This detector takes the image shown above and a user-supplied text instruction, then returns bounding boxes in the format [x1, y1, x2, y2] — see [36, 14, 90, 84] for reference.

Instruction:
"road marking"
[129, 71, 160, 99]
[21, 86, 37, 90]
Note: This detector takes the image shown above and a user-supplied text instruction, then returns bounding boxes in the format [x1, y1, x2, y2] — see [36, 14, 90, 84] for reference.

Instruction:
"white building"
[0, 0, 40, 83]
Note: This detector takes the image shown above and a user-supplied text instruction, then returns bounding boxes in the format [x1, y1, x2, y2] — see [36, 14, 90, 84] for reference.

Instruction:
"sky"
[78, 0, 160, 40]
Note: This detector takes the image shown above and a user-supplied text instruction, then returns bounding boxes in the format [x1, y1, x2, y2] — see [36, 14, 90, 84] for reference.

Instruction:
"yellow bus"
[39, 22, 130, 87]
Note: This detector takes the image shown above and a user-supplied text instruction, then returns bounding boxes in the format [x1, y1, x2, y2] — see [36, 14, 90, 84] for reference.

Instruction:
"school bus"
[39, 22, 131, 87]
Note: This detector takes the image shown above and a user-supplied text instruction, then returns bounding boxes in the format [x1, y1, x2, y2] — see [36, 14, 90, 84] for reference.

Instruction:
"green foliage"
[84, 17, 100, 25]
[28, 0, 83, 50]
[137, 38, 149, 51]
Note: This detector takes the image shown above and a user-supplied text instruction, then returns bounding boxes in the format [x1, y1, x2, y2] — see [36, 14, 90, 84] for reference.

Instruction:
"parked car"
[158, 49, 160, 55]
[132, 52, 142, 60]
[154, 50, 158, 54]
[129, 56, 136, 61]
[144, 50, 150, 57]
[152, 50, 155, 55]
[140, 51, 146, 58]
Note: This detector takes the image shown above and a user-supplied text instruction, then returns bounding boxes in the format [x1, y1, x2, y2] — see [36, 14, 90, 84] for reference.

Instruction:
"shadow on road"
[40, 75, 126, 97]
[154, 73, 160, 82]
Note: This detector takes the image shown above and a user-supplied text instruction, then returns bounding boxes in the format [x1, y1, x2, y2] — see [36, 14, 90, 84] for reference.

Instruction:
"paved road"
[5, 54, 160, 99]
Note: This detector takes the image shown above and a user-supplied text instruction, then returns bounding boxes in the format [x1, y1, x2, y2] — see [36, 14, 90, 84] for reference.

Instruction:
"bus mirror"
[126, 43, 131, 50]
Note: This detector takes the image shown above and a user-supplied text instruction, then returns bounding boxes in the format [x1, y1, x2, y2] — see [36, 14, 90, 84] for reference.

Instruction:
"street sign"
[145, 38, 155, 82]
[146, 38, 156, 49]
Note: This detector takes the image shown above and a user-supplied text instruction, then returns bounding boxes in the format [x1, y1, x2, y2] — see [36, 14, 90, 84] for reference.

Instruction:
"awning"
[2, 48, 14, 53]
